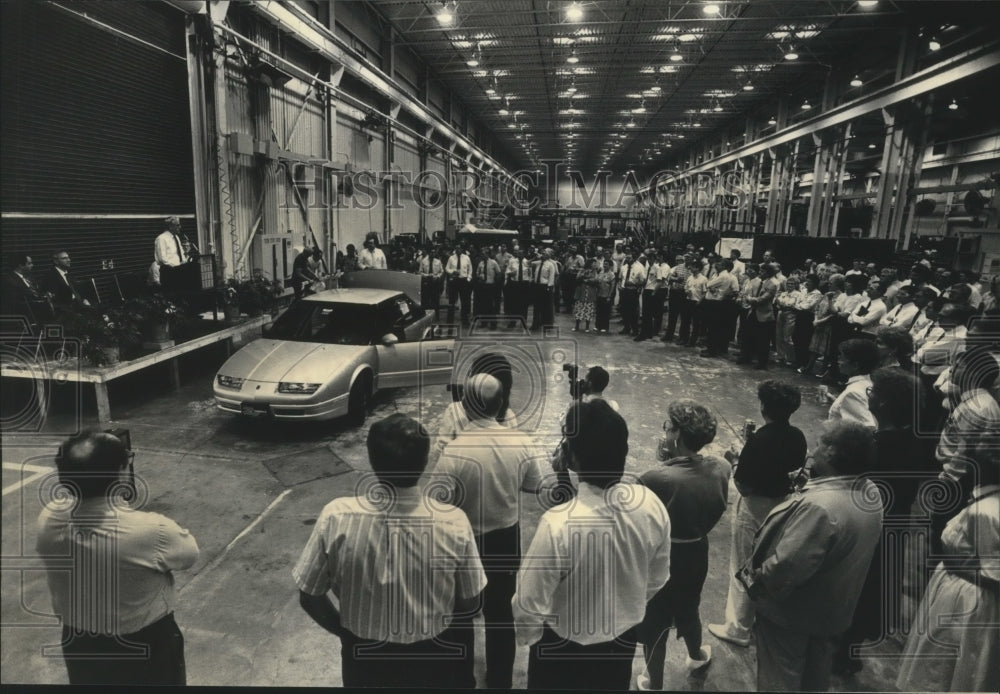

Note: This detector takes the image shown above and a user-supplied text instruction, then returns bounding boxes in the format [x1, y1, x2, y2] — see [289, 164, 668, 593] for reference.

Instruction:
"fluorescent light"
[703, 3, 721, 15]
[801, 99, 811, 110]
[850, 75, 863, 87]
[784, 46, 799, 60]
[948, 99, 958, 110]
[858, 1, 878, 7]
[868, 143, 876, 149]
[485, 87, 496, 94]
[499, 108, 509, 115]
[670, 48, 683, 62]
[742, 83, 755, 91]
[928, 37, 941, 51]
[566, 2, 583, 21]
[467, 58, 479, 67]
[678, 33, 697, 42]
[650, 84, 662, 92]
[767, 116, 777, 125]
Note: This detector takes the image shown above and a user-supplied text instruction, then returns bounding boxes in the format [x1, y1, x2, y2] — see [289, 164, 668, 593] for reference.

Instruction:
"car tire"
[347, 374, 371, 425]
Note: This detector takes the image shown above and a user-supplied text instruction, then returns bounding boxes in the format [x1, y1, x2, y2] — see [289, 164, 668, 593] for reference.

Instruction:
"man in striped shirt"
[293, 413, 487, 688]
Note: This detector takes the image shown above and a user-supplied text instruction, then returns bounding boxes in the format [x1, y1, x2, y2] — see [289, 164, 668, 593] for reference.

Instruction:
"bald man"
[434, 374, 559, 688]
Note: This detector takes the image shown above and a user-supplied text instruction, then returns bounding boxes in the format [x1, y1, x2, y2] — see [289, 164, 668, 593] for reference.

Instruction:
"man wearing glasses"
[36, 431, 200, 685]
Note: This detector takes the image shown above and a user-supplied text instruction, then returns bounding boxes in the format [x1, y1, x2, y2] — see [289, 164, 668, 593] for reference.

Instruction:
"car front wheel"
[346, 374, 371, 425]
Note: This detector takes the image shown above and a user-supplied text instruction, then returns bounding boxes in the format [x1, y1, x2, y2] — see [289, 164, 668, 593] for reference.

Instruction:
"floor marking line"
[179, 488, 293, 594]
[2, 463, 53, 497]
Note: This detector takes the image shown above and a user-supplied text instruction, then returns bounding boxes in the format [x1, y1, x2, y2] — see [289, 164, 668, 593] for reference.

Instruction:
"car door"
[375, 295, 455, 389]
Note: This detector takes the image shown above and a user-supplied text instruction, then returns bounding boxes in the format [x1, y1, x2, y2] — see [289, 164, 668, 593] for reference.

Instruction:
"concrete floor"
[1, 310, 909, 689]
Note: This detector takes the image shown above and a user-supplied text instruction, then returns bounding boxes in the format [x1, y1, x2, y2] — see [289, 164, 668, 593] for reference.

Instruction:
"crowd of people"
[30, 234, 999, 691]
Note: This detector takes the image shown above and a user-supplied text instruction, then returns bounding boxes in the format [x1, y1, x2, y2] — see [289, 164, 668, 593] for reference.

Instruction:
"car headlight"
[217, 374, 244, 389]
[277, 382, 321, 394]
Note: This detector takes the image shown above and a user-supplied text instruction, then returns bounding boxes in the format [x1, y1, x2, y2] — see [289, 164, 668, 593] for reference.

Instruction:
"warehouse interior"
[2, 0, 999, 690]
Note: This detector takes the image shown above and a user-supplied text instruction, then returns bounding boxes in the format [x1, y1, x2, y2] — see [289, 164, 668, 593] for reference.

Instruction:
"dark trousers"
[755, 616, 835, 692]
[340, 623, 473, 688]
[619, 288, 640, 333]
[639, 289, 656, 337]
[527, 624, 638, 690]
[474, 283, 499, 325]
[447, 278, 472, 325]
[678, 299, 702, 345]
[505, 281, 530, 323]
[792, 309, 815, 367]
[561, 274, 577, 311]
[531, 285, 554, 329]
[744, 316, 776, 367]
[651, 289, 667, 334]
[663, 288, 686, 339]
[421, 276, 442, 312]
[595, 297, 612, 331]
[702, 299, 722, 352]
[61, 612, 186, 686]
[476, 523, 521, 688]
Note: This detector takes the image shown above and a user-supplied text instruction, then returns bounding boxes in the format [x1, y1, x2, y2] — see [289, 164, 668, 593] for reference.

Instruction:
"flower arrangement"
[62, 307, 141, 366]
[235, 275, 285, 315]
[123, 293, 181, 330]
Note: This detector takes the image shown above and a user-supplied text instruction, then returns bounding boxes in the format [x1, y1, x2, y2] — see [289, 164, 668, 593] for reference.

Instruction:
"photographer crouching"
[562, 364, 620, 412]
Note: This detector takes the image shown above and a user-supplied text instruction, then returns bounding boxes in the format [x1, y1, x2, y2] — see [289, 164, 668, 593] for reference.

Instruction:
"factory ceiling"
[363, 0, 995, 176]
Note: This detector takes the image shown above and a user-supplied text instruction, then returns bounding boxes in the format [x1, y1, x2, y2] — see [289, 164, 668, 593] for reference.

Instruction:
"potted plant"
[236, 275, 284, 317]
[62, 307, 140, 366]
[124, 293, 183, 342]
[216, 278, 241, 323]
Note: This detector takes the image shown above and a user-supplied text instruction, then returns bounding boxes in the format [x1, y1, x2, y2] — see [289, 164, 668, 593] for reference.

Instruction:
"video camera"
[562, 363, 590, 400]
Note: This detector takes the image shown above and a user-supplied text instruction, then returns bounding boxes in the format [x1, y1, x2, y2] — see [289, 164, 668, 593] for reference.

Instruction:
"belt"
[670, 536, 705, 544]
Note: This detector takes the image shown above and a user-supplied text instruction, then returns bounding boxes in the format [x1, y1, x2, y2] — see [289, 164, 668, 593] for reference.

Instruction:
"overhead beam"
[643, 39, 1000, 195]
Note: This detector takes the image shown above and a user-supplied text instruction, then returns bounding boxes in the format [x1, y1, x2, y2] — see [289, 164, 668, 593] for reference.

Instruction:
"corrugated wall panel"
[1, 1, 194, 286]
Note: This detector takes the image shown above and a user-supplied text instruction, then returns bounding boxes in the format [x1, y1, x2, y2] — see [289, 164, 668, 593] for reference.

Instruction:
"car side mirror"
[381, 333, 399, 346]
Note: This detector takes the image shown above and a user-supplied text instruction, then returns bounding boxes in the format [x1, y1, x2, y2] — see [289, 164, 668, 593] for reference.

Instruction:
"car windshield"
[265, 301, 376, 345]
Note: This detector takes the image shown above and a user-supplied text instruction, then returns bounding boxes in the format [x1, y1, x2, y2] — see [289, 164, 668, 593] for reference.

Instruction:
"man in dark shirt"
[707, 381, 807, 647]
[638, 400, 730, 689]
[291, 247, 321, 300]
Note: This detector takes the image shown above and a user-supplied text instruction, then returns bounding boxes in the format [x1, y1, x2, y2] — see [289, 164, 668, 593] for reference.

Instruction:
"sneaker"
[685, 646, 712, 674]
[707, 623, 750, 647]
[571, 327, 578, 332]
[585, 328, 591, 333]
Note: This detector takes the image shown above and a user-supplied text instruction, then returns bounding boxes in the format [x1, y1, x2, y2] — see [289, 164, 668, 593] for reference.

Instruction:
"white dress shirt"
[513, 482, 671, 646]
[619, 261, 646, 290]
[435, 421, 549, 535]
[828, 374, 877, 428]
[915, 325, 968, 376]
[154, 230, 187, 267]
[879, 301, 920, 329]
[847, 297, 887, 331]
[37, 497, 200, 635]
[358, 247, 387, 270]
[506, 257, 531, 282]
[292, 487, 487, 643]
[446, 252, 472, 280]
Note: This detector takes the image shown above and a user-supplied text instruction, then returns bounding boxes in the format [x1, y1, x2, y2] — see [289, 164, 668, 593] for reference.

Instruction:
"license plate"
[241, 403, 268, 417]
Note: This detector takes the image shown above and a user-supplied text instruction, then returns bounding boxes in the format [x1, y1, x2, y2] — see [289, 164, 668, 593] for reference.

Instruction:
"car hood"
[219, 339, 369, 383]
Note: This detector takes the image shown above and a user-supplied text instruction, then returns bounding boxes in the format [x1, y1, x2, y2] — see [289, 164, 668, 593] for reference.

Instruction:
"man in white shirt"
[702, 259, 741, 356]
[915, 303, 969, 380]
[513, 400, 671, 691]
[418, 248, 444, 315]
[504, 248, 532, 326]
[473, 250, 502, 327]
[530, 248, 558, 330]
[680, 261, 708, 347]
[295, 414, 486, 688]
[637, 251, 669, 341]
[446, 244, 473, 326]
[879, 285, 920, 330]
[847, 281, 888, 337]
[825, 339, 879, 428]
[38, 431, 199, 685]
[879, 267, 903, 308]
[435, 374, 557, 688]
[729, 249, 746, 281]
[618, 250, 647, 336]
[358, 237, 388, 270]
[154, 216, 188, 291]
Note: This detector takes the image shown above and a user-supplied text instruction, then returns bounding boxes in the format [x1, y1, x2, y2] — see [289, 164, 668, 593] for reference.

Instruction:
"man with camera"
[565, 364, 620, 412]
[37, 431, 200, 685]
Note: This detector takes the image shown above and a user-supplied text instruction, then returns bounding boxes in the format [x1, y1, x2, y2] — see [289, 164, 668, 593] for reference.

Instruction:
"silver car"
[213, 272, 456, 424]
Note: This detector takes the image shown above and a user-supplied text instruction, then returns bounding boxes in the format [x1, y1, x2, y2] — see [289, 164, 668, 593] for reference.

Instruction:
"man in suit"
[44, 251, 91, 310]
[2, 254, 48, 317]
[737, 262, 779, 369]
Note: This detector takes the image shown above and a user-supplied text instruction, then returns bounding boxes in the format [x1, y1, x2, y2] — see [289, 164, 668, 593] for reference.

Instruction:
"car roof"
[303, 288, 403, 305]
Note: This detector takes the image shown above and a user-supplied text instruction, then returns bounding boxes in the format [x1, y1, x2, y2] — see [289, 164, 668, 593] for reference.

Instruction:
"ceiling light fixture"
[868, 143, 876, 149]
[858, 0, 878, 7]
[948, 98, 958, 110]
[703, 3, 721, 15]
[499, 108, 509, 116]
[784, 45, 799, 60]
[768, 116, 777, 125]
[850, 74, 863, 87]
[436, 2, 454, 25]
[670, 47, 683, 62]
[485, 87, 496, 95]
[801, 99, 812, 110]
[566, 2, 583, 21]
[928, 36, 941, 51]
[742, 82, 755, 91]
[651, 83, 662, 93]
[678, 32, 697, 42]
[713, 101, 723, 112]
[467, 57, 479, 67]
[567, 49, 579, 64]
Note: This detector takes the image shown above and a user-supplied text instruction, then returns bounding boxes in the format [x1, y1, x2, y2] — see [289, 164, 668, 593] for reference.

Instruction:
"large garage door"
[1, 1, 195, 301]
